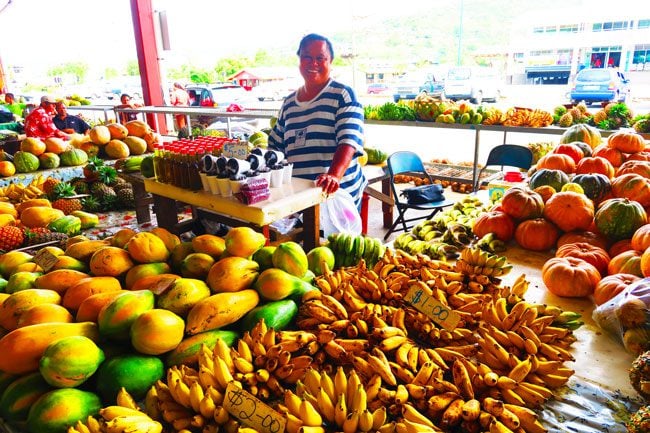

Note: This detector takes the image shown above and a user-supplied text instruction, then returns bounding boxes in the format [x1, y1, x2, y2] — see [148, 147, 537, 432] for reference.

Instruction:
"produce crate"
[424, 162, 500, 185]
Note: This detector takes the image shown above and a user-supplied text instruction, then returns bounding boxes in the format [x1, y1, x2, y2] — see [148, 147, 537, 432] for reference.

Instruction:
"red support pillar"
[130, 0, 168, 134]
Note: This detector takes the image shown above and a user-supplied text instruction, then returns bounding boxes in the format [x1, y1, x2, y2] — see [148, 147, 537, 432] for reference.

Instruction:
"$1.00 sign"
[224, 382, 286, 433]
[406, 284, 460, 330]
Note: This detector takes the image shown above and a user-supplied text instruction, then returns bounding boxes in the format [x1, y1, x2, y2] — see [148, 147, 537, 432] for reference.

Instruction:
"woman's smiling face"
[299, 40, 332, 88]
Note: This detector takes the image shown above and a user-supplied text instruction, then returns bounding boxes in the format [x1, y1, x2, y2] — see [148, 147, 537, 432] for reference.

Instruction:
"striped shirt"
[268, 79, 367, 207]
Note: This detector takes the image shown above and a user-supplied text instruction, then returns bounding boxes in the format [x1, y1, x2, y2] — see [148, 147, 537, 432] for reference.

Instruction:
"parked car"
[367, 83, 391, 95]
[392, 71, 445, 102]
[443, 66, 502, 104]
[186, 83, 257, 108]
[251, 81, 297, 101]
[569, 67, 630, 105]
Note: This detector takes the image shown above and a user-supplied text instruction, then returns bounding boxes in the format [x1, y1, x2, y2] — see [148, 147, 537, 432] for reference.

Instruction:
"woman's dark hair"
[296, 33, 334, 60]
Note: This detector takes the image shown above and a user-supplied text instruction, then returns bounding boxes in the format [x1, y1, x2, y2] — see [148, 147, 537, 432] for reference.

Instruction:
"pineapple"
[71, 178, 90, 195]
[0, 226, 25, 252]
[22, 227, 68, 247]
[97, 166, 118, 186]
[116, 186, 135, 209]
[100, 193, 119, 212]
[593, 110, 608, 125]
[51, 181, 76, 200]
[576, 101, 588, 114]
[82, 195, 101, 212]
[52, 198, 83, 215]
[83, 156, 105, 181]
[558, 112, 573, 127]
[43, 177, 61, 198]
[569, 107, 582, 122]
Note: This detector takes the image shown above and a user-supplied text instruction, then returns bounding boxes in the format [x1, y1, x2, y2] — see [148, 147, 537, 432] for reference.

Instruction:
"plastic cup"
[217, 177, 232, 197]
[230, 178, 247, 194]
[283, 163, 293, 184]
[206, 175, 220, 195]
[199, 173, 210, 192]
[270, 168, 284, 188]
[258, 169, 271, 184]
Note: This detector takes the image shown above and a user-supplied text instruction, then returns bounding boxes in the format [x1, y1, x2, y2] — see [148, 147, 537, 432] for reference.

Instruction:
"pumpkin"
[536, 153, 576, 173]
[553, 143, 584, 165]
[571, 173, 612, 204]
[555, 242, 610, 277]
[607, 250, 643, 277]
[528, 168, 570, 192]
[559, 123, 602, 149]
[608, 130, 646, 154]
[632, 224, 650, 251]
[609, 239, 634, 257]
[533, 185, 556, 203]
[617, 160, 650, 179]
[627, 152, 650, 162]
[60, 148, 89, 167]
[12, 151, 40, 173]
[641, 247, 650, 278]
[499, 187, 544, 221]
[514, 218, 559, 251]
[472, 210, 515, 242]
[595, 198, 647, 241]
[593, 274, 640, 305]
[542, 256, 600, 298]
[594, 144, 625, 168]
[575, 156, 615, 179]
[543, 191, 594, 232]
[570, 141, 593, 158]
[557, 230, 609, 250]
[611, 173, 650, 207]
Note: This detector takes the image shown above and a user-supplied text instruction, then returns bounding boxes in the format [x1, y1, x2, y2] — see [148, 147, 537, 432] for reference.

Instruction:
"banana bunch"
[474, 232, 507, 254]
[503, 108, 553, 128]
[393, 233, 460, 260]
[481, 107, 506, 125]
[455, 247, 513, 277]
[115, 156, 146, 173]
[326, 232, 386, 268]
[0, 179, 44, 202]
[68, 388, 162, 433]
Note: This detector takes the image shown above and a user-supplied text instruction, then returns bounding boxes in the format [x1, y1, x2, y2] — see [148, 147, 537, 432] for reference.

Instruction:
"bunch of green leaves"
[376, 102, 416, 121]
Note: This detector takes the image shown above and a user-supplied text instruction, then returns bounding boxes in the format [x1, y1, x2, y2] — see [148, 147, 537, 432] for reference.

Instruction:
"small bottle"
[188, 149, 203, 191]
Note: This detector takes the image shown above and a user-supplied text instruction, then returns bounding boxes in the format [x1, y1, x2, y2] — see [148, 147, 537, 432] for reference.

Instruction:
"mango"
[130, 309, 185, 355]
[89, 246, 134, 277]
[5, 271, 41, 293]
[96, 354, 163, 402]
[0, 251, 33, 278]
[39, 336, 105, 388]
[206, 256, 259, 293]
[26, 388, 102, 433]
[253, 268, 316, 302]
[185, 290, 260, 335]
[62, 276, 122, 311]
[98, 290, 155, 341]
[181, 253, 215, 279]
[170, 241, 194, 272]
[34, 269, 89, 293]
[166, 330, 239, 367]
[125, 232, 170, 263]
[239, 299, 298, 332]
[156, 278, 211, 317]
[0, 288, 62, 331]
[191, 234, 226, 258]
[272, 241, 309, 277]
[124, 262, 171, 290]
[150, 227, 181, 252]
[224, 226, 266, 258]
[0, 372, 53, 423]
[306, 246, 336, 276]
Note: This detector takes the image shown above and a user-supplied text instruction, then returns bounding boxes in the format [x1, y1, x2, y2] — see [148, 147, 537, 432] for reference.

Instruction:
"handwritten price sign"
[224, 383, 286, 433]
[32, 248, 60, 273]
[222, 143, 249, 160]
[406, 284, 460, 330]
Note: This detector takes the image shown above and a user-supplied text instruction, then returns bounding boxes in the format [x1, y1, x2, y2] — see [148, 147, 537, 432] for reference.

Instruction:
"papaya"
[239, 299, 299, 332]
[26, 388, 102, 433]
[149, 227, 181, 252]
[125, 232, 170, 264]
[16, 303, 74, 327]
[106, 123, 128, 140]
[50, 255, 88, 273]
[0, 322, 99, 374]
[302, 269, 316, 283]
[75, 290, 129, 323]
[110, 228, 137, 248]
[185, 289, 259, 335]
[272, 241, 309, 277]
[97, 290, 155, 341]
[0, 213, 16, 227]
[306, 246, 336, 276]
[64, 239, 111, 262]
[0, 370, 16, 395]
[89, 246, 134, 277]
[206, 256, 259, 293]
[253, 268, 316, 302]
[95, 354, 163, 402]
[39, 336, 105, 388]
[34, 269, 89, 293]
[65, 235, 90, 249]
[156, 278, 211, 317]
[180, 253, 215, 279]
[170, 241, 194, 272]
[124, 136, 148, 155]
[19, 206, 65, 229]
[0, 251, 33, 278]
[62, 276, 122, 311]
[130, 309, 185, 355]
[252, 246, 276, 271]
[165, 329, 239, 367]
[89, 125, 111, 145]
[191, 234, 226, 258]
[69, 211, 99, 230]
[124, 120, 150, 138]
[124, 262, 172, 290]
[12, 263, 43, 275]
[129, 273, 181, 294]
[224, 227, 266, 258]
[15, 198, 52, 214]
[0, 372, 53, 423]
[0, 288, 62, 331]
[5, 271, 41, 293]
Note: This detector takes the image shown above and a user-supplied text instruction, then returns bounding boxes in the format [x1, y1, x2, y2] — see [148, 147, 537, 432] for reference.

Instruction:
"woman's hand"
[315, 173, 340, 195]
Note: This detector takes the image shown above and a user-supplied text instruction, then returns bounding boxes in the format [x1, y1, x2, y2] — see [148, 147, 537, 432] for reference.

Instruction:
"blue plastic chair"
[474, 144, 533, 191]
[384, 151, 454, 240]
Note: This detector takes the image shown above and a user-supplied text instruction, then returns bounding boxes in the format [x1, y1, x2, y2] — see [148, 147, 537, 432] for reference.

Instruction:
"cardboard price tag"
[224, 383, 286, 433]
[222, 143, 249, 160]
[32, 248, 60, 273]
[406, 284, 460, 330]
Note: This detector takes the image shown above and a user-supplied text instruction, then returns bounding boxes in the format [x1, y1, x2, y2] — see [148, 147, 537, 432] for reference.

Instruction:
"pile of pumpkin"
[0, 137, 90, 178]
[79, 120, 159, 161]
[473, 124, 650, 305]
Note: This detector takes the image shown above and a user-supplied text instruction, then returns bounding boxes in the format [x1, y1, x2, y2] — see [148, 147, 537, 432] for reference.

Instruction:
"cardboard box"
[487, 180, 527, 201]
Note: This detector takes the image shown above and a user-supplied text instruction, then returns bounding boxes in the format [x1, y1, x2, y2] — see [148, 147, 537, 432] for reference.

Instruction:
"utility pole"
[457, 0, 464, 66]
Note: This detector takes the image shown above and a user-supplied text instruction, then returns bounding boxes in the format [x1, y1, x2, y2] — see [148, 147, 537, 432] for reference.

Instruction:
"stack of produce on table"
[0, 220, 587, 433]
[552, 102, 635, 130]
[0, 136, 89, 177]
[79, 121, 158, 161]
[627, 350, 650, 432]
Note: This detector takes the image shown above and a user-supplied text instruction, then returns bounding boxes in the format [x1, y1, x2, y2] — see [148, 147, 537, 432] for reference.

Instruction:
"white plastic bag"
[320, 189, 362, 237]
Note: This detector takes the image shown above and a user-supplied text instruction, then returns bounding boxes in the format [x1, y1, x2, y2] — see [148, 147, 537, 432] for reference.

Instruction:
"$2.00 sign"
[224, 382, 286, 433]
[406, 284, 460, 330]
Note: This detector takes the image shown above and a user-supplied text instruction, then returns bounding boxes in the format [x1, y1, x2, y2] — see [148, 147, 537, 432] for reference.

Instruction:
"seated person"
[1, 93, 26, 119]
[53, 102, 90, 134]
[24, 96, 69, 140]
[116, 93, 142, 124]
[0, 104, 14, 123]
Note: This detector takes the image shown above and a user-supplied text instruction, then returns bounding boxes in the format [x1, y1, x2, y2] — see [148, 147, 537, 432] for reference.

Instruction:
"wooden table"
[361, 164, 394, 235]
[118, 172, 153, 224]
[144, 178, 325, 250]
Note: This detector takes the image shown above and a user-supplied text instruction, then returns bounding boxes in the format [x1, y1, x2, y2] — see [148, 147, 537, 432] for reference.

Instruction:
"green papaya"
[0, 372, 53, 423]
[239, 299, 298, 332]
[97, 290, 154, 341]
[272, 241, 308, 277]
[70, 211, 99, 230]
[48, 215, 82, 236]
[165, 329, 238, 367]
[39, 336, 105, 388]
[253, 268, 316, 302]
[26, 388, 101, 433]
[95, 354, 163, 403]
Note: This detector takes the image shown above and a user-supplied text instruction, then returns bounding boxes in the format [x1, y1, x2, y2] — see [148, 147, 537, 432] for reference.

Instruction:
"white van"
[444, 67, 502, 104]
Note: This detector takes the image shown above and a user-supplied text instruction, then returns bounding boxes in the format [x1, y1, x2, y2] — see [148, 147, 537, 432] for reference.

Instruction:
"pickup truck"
[393, 72, 445, 102]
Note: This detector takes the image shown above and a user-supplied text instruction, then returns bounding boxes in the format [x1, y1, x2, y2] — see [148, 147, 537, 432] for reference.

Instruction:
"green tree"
[213, 57, 251, 82]
[125, 60, 140, 76]
[104, 67, 119, 80]
[47, 62, 89, 84]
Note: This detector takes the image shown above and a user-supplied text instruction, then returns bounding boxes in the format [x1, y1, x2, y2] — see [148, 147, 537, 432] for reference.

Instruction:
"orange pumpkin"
[542, 256, 601, 298]
[553, 143, 584, 165]
[533, 185, 556, 203]
[472, 211, 515, 242]
[536, 153, 576, 173]
[616, 160, 650, 179]
[609, 239, 634, 257]
[611, 173, 650, 207]
[500, 187, 544, 221]
[593, 273, 640, 305]
[575, 156, 615, 179]
[641, 246, 650, 278]
[631, 224, 650, 251]
[514, 218, 559, 251]
[627, 151, 650, 162]
[593, 144, 625, 168]
[555, 242, 610, 277]
[608, 130, 646, 154]
[557, 230, 609, 250]
[543, 191, 594, 232]
[607, 249, 643, 277]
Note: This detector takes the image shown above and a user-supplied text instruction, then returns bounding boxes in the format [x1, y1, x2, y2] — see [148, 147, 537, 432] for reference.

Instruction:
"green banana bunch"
[327, 233, 386, 269]
[122, 156, 146, 173]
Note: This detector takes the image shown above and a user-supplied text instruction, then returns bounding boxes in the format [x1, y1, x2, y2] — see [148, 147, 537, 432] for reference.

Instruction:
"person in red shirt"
[170, 82, 190, 131]
[24, 96, 69, 140]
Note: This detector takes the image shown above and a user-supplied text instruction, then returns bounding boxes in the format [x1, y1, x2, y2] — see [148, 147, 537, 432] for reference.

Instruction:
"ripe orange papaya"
[0, 289, 62, 331]
[62, 276, 122, 311]
[34, 269, 89, 293]
[97, 290, 155, 341]
[185, 289, 259, 335]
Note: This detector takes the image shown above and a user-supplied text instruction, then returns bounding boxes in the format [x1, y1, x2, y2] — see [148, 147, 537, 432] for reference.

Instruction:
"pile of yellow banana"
[455, 247, 513, 277]
[503, 108, 554, 128]
[0, 176, 45, 203]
